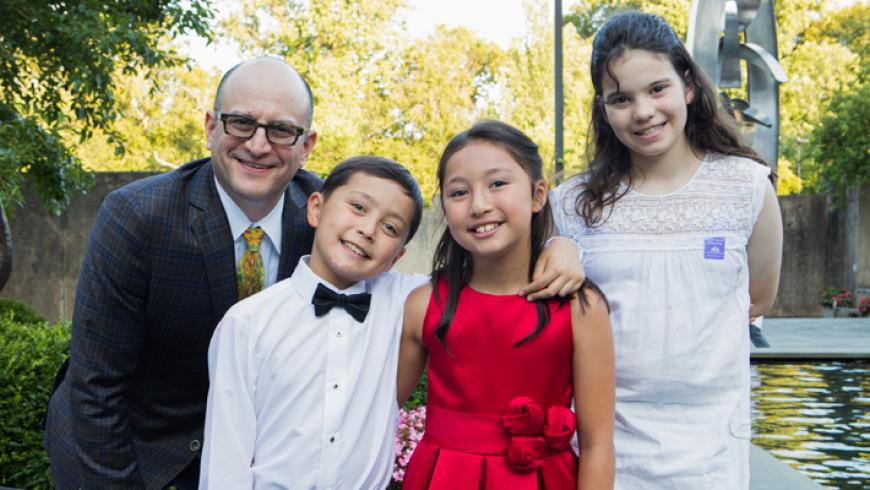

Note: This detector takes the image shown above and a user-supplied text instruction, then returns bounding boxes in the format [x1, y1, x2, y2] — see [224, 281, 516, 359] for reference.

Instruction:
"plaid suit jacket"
[44, 158, 321, 489]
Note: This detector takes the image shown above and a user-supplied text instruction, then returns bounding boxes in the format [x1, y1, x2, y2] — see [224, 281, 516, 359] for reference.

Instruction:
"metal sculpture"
[687, 0, 787, 169]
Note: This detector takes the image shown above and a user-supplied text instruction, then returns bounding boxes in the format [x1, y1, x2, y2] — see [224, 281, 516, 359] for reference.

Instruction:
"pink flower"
[393, 407, 427, 483]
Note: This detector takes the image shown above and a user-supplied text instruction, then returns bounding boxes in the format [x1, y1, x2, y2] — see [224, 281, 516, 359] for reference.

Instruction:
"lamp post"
[554, 0, 564, 183]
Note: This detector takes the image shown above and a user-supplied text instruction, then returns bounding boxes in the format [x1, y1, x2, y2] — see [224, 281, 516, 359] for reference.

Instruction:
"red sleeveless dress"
[402, 279, 577, 489]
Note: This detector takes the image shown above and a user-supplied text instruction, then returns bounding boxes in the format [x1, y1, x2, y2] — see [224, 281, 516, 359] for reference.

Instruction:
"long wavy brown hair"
[575, 11, 767, 227]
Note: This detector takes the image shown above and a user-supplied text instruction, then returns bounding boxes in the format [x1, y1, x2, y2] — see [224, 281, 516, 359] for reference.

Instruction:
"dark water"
[751, 361, 870, 488]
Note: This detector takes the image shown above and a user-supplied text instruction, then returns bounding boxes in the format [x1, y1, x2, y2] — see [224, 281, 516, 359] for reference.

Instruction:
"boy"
[200, 156, 585, 488]
[200, 156, 425, 489]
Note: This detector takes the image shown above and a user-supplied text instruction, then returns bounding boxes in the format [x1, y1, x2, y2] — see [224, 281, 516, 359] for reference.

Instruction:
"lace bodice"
[552, 154, 771, 252]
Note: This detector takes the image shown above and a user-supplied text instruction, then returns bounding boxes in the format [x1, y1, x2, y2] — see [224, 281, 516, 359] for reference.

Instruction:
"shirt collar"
[214, 177, 284, 248]
[290, 256, 368, 303]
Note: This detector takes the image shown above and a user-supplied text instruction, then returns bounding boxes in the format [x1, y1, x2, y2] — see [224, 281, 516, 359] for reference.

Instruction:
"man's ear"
[299, 130, 318, 169]
[204, 110, 218, 148]
[307, 192, 325, 228]
[532, 179, 549, 213]
[389, 246, 407, 267]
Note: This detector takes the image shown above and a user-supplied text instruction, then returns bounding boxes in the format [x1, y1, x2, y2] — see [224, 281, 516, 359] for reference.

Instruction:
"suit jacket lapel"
[188, 160, 238, 321]
[277, 182, 310, 280]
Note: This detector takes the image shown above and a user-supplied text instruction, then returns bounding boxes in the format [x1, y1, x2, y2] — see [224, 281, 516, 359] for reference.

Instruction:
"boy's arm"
[520, 236, 586, 300]
[396, 285, 431, 406]
[572, 291, 615, 490]
[199, 313, 258, 489]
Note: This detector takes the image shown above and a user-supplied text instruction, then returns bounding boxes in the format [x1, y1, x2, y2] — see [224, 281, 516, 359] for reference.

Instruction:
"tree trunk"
[0, 199, 12, 292]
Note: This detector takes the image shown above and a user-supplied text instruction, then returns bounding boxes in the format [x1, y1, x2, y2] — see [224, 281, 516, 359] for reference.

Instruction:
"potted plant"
[858, 296, 870, 317]
[820, 287, 847, 317]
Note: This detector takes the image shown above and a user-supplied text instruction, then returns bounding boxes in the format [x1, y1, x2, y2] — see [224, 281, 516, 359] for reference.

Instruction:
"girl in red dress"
[397, 120, 615, 489]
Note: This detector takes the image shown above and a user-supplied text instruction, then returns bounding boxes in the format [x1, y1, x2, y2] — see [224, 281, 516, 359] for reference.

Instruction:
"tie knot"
[243, 226, 265, 251]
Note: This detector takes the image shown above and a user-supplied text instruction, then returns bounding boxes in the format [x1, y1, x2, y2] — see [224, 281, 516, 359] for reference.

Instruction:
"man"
[44, 58, 321, 489]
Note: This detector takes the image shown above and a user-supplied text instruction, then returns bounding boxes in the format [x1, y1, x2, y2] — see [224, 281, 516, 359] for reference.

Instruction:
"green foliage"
[0, 297, 46, 324]
[75, 65, 218, 171]
[402, 371, 428, 410]
[775, 2, 867, 195]
[56, 0, 863, 208]
[565, 0, 688, 40]
[0, 315, 70, 489]
[808, 81, 870, 204]
[0, 109, 93, 214]
[566, 0, 642, 39]
[0, 0, 213, 212]
[775, 158, 803, 195]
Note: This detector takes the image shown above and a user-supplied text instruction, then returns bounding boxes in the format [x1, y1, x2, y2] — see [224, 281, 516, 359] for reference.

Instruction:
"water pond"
[751, 361, 869, 488]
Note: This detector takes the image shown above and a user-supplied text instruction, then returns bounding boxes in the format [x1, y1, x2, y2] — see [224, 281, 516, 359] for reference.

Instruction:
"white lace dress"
[552, 154, 771, 489]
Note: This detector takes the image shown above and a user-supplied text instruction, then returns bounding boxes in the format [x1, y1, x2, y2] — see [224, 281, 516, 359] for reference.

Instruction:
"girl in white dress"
[552, 12, 783, 489]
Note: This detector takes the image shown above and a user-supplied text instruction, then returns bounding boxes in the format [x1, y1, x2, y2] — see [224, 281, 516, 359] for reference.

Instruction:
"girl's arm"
[747, 181, 783, 318]
[397, 284, 432, 406]
[520, 236, 586, 300]
[572, 290, 615, 490]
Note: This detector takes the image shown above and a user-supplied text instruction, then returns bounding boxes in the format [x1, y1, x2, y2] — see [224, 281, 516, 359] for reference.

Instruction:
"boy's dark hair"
[432, 120, 605, 348]
[320, 155, 424, 243]
[575, 11, 767, 227]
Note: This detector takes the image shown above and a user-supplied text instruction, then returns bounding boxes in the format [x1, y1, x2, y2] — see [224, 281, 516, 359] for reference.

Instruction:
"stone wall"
[1, 172, 866, 321]
[768, 194, 828, 317]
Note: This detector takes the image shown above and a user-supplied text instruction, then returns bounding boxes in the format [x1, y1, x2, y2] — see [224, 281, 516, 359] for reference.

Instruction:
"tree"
[74, 65, 219, 171]
[776, 1, 867, 193]
[221, 0, 508, 201]
[0, 0, 213, 290]
[808, 81, 869, 203]
[498, 2, 594, 180]
[566, 0, 688, 40]
[0, 0, 213, 210]
[220, 0, 409, 172]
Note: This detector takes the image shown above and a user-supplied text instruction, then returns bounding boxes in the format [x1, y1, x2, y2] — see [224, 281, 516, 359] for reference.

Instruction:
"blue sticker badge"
[704, 237, 725, 260]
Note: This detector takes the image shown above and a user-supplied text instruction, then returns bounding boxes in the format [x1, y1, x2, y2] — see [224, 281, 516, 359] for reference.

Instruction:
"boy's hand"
[519, 236, 586, 300]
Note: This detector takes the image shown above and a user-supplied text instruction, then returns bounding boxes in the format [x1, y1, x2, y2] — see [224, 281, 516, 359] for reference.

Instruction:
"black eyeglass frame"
[216, 112, 307, 146]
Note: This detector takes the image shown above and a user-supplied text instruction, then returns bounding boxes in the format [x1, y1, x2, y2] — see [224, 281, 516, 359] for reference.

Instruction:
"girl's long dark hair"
[577, 11, 768, 227]
[432, 120, 604, 347]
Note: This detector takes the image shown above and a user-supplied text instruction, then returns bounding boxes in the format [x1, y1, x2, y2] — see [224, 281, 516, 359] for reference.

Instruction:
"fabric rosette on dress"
[402, 396, 578, 489]
[502, 397, 576, 472]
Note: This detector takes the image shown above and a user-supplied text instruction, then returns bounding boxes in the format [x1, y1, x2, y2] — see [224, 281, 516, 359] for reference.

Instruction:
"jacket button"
[189, 439, 201, 451]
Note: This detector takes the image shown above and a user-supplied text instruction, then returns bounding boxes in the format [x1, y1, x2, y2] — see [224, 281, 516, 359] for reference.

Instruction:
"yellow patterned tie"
[237, 226, 265, 299]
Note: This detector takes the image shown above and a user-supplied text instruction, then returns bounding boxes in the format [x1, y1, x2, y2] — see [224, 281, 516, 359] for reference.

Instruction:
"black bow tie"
[311, 283, 371, 322]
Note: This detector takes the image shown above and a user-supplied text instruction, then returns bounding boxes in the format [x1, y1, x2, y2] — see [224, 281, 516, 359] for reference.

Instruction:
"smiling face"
[205, 59, 317, 221]
[601, 49, 694, 167]
[441, 140, 547, 265]
[306, 172, 415, 289]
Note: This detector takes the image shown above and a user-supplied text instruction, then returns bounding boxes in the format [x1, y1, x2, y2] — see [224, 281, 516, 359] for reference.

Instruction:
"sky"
[184, 0, 530, 72]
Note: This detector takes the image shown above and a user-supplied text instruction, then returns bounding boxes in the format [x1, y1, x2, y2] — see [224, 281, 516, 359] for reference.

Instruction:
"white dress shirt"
[214, 177, 283, 288]
[200, 257, 427, 489]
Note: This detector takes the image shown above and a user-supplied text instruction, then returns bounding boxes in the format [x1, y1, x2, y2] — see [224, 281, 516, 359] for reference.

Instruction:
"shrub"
[402, 371, 427, 410]
[0, 315, 70, 489]
[859, 296, 870, 317]
[0, 297, 47, 324]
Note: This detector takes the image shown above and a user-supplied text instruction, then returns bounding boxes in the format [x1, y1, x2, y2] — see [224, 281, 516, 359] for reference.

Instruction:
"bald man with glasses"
[44, 58, 322, 490]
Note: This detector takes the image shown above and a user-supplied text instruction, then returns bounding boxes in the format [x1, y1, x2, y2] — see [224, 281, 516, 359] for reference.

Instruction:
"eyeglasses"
[216, 112, 306, 146]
